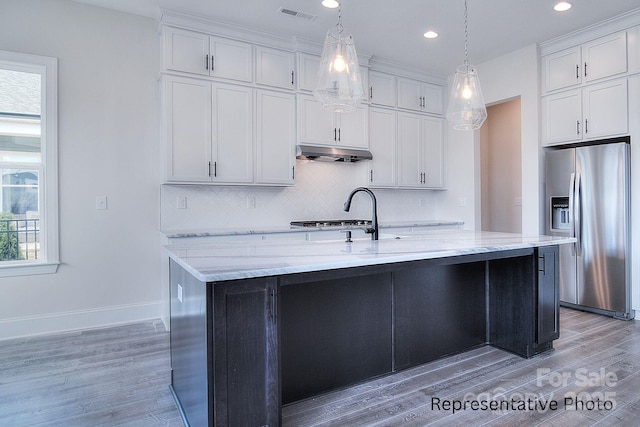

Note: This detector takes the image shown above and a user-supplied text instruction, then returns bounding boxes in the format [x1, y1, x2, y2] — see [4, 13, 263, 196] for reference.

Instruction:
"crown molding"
[540, 7, 640, 55]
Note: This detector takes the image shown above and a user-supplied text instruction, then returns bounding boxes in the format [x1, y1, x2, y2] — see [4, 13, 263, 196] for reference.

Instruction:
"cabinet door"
[397, 112, 423, 187]
[422, 83, 444, 115]
[542, 46, 581, 93]
[582, 79, 628, 139]
[397, 78, 422, 111]
[256, 90, 295, 185]
[164, 76, 212, 182]
[542, 90, 582, 145]
[629, 26, 640, 74]
[369, 71, 396, 107]
[368, 108, 397, 187]
[210, 36, 253, 82]
[536, 246, 559, 344]
[211, 83, 253, 183]
[297, 94, 334, 145]
[213, 278, 279, 427]
[583, 31, 627, 83]
[336, 106, 369, 149]
[255, 46, 295, 90]
[422, 117, 445, 188]
[297, 52, 320, 92]
[163, 27, 210, 76]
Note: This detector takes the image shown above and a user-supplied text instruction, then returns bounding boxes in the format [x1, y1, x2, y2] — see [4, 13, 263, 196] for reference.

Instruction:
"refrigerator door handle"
[574, 173, 582, 256]
[569, 173, 576, 256]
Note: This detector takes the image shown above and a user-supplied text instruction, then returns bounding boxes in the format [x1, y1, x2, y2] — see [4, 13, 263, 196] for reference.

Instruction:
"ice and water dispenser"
[550, 197, 570, 231]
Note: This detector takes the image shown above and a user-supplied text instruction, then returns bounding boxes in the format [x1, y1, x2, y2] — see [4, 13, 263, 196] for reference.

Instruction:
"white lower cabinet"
[398, 112, 444, 189]
[542, 79, 628, 145]
[163, 75, 294, 185]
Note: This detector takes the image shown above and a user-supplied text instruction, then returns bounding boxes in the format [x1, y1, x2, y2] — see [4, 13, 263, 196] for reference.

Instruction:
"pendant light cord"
[464, 0, 469, 69]
[337, 3, 344, 34]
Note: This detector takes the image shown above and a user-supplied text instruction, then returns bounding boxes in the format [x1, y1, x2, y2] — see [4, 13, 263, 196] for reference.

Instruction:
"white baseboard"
[0, 300, 167, 341]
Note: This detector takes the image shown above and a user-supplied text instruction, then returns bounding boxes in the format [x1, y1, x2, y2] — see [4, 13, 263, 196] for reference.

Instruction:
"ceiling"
[73, 0, 640, 78]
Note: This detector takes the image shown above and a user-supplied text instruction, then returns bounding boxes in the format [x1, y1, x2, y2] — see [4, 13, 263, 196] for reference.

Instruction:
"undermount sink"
[311, 234, 404, 243]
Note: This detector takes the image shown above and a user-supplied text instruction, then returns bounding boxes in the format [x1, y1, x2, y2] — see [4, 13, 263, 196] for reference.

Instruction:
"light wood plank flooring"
[1, 308, 638, 426]
[283, 308, 640, 426]
[0, 319, 182, 427]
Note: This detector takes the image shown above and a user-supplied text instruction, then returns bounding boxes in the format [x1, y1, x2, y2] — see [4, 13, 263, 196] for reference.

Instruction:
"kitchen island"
[165, 230, 573, 427]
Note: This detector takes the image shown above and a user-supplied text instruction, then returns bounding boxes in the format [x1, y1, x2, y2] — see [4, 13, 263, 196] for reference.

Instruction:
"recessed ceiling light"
[553, 2, 572, 12]
[423, 31, 439, 39]
[321, 0, 339, 8]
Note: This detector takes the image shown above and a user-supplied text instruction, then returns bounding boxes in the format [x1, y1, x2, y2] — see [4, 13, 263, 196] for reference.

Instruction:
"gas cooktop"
[290, 219, 372, 228]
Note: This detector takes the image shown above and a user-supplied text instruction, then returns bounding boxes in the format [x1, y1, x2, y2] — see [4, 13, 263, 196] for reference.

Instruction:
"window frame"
[0, 50, 59, 277]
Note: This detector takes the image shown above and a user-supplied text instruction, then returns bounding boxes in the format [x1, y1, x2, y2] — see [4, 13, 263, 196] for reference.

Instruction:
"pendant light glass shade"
[446, 0, 487, 130]
[314, 9, 364, 112]
[446, 63, 487, 130]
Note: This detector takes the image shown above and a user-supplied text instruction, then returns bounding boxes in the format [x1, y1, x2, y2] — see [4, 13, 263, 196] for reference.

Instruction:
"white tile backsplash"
[161, 160, 449, 230]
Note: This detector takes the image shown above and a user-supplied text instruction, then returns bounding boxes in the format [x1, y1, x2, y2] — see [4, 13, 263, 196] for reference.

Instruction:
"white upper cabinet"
[211, 83, 254, 184]
[542, 31, 627, 93]
[163, 27, 253, 83]
[255, 46, 295, 90]
[628, 25, 640, 74]
[368, 108, 397, 188]
[397, 78, 443, 114]
[369, 71, 396, 107]
[397, 112, 444, 189]
[543, 47, 582, 93]
[255, 90, 296, 185]
[542, 79, 628, 145]
[164, 76, 213, 183]
[297, 94, 368, 149]
[582, 32, 628, 82]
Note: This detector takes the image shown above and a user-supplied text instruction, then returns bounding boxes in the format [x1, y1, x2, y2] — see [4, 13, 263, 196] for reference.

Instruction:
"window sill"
[0, 261, 60, 278]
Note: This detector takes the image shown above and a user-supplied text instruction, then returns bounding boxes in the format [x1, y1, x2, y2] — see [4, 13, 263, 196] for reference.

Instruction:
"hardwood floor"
[283, 308, 640, 426]
[0, 319, 182, 427]
[0, 308, 637, 426]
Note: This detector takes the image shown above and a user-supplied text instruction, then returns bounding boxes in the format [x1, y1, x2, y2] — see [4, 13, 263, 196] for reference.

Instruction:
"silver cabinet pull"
[576, 120, 580, 135]
[211, 55, 214, 72]
[370, 170, 373, 182]
[369, 87, 373, 100]
[576, 64, 579, 79]
[585, 119, 589, 134]
[291, 71, 294, 85]
[205, 54, 209, 70]
[584, 62, 588, 77]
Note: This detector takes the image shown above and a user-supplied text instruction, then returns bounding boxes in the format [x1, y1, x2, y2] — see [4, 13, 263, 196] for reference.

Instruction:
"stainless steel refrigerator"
[545, 138, 634, 320]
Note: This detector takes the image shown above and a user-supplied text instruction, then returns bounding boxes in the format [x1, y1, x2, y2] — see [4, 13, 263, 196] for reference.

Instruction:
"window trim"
[0, 50, 59, 277]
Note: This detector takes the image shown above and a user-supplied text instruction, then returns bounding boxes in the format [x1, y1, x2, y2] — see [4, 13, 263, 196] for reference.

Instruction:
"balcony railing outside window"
[0, 217, 39, 261]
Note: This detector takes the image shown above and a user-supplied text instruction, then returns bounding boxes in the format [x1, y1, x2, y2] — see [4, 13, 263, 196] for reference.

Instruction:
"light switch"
[95, 196, 107, 210]
[177, 196, 187, 209]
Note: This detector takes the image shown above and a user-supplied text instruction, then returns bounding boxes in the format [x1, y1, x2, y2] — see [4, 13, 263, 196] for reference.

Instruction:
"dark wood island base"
[169, 245, 559, 426]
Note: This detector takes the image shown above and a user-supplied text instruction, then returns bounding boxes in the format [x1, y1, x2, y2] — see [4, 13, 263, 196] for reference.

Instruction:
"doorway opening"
[480, 98, 522, 233]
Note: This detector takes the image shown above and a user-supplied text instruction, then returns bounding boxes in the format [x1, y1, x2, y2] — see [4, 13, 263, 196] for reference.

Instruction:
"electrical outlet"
[177, 284, 183, 303]
[177, 196, 187, 209]
[247, 197, 256, 209]
[95, 196, 107, 210]
[458, 197, 467, 207]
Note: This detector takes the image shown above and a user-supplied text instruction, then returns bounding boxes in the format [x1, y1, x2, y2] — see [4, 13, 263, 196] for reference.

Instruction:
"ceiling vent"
[278, 7, 317, 21]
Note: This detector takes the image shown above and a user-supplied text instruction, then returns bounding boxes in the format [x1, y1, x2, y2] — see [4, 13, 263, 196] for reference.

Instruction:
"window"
[0, 50, 58, 276]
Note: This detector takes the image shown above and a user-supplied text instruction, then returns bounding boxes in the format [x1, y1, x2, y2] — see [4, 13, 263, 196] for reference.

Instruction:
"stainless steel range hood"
[296, 144, 373, 162]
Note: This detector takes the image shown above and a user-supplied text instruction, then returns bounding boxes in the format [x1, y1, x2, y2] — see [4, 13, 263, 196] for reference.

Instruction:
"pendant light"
[314, 1, 364, 113]
[446, 0, 487, 130]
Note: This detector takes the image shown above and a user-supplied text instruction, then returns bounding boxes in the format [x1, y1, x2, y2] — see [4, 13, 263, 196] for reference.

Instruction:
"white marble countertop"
[165, 229, 575, 283]
[161, 220, 464, 238]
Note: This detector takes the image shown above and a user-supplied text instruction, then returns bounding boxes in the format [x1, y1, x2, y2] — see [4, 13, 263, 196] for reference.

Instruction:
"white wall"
[0, 0, 161, 339]
[476, 44, 541, 235]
